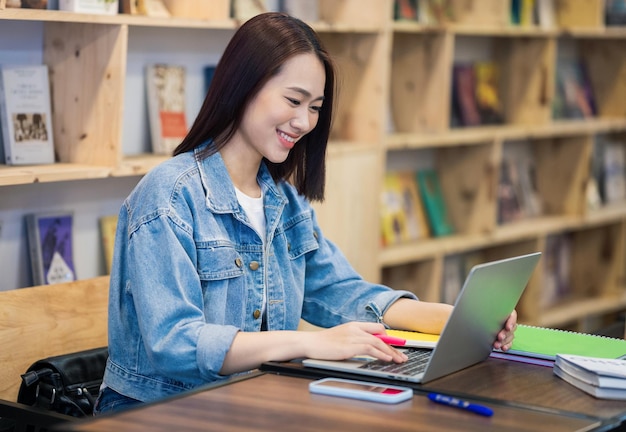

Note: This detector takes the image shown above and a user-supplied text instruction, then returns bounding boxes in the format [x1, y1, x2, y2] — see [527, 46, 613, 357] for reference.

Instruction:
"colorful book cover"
[99, 214, 119, 274]
[509, 324, 626, 360]
[396, 171, 430, 241]
[25, 211, 76, 286]
[474, 61, 504, 125]
[394, 0, 419, 21]
[145, 64, 188, 155]
[0, 64, 55, 165]
[553, 59, 596, 120]
[380, 172, 408, 246]
[416, 169, 454, 237]
[451, 63, 481, 127]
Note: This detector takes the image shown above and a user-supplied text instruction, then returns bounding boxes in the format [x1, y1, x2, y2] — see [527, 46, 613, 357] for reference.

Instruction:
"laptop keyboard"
[358, 348, 432, 376]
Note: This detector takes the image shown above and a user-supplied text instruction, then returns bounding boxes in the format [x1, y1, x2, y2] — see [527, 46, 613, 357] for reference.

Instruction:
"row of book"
[0, 62, 212, 165]
[589, 135, 626, 210]
[5, 0, 320, 20]
[394, 0, 626, 28]
[24, 211, 118, 286]
[450, 56, 599, 130]
[380, 169, 454, 247]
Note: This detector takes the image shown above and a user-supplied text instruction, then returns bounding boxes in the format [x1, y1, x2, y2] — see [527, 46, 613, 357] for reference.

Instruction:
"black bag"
[17, 347, 108, 418]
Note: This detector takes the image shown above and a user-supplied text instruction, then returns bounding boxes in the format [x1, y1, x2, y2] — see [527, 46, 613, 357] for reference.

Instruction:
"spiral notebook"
[506, 325, 626, 361]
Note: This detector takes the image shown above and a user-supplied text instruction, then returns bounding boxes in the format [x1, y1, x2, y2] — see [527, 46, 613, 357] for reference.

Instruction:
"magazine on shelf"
[25, 211, 76, 286]
[0, 64, 55, 165]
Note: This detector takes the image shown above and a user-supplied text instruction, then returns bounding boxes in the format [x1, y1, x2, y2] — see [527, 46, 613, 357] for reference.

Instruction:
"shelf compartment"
[537, 291, 626, 328]
[437, 142, 498, 235]
[318, 0, 388, 28]
[381, 257, 441, 302]
[390, 31, 453, 134]
[312, 147, 382, 283]
[578, 38, 626, 119]
[533, 134, 591, 217]
[320, 31, 387, 143]
[44, 21, 126, 167]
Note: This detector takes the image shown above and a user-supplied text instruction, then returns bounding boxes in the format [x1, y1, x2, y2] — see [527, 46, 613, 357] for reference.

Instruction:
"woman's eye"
[310, 106, 322, 113]
[286, 97, 301, 106]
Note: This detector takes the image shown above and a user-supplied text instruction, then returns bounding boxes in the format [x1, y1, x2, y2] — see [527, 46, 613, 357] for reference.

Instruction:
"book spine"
[0, 69, 12, 164]
[25, 214, 45, 286]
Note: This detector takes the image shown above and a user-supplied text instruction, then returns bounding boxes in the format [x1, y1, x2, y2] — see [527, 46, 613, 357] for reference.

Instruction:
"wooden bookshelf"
[1, 0, 625, 332]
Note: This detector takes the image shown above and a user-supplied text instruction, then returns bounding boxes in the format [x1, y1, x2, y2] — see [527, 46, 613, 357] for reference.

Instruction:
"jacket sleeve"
[300, 208, 418, 328]
[127, 211, 239, 383]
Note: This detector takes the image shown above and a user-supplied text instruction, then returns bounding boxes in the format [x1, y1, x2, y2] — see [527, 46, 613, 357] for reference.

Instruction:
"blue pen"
[427, 393, 494, 417]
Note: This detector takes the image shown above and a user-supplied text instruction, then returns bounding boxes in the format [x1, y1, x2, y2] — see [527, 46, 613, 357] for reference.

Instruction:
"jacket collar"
[194, 143, 287, 215]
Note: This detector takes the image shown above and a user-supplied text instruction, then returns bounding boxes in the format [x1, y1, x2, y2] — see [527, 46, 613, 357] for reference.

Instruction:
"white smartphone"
[308, 377, 413, 404]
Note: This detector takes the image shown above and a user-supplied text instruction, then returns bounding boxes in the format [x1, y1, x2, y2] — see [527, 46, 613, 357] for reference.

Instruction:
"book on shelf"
[554, 354, 626, 400]
[497, 158, 524, 224]
[535, 0, 555, 29]
[605, 0, 626, 26]
[416, 169, 454, 237]
[0, 64, 55, 166]
[506, 324, 626, 361]
[397, 171, 430, 242]
[6, 0, 48, 8]
[498, 143, 542, 224]
[204, 65, 217, 97]
[451, 63, 481, 128]
[380, 171, 429, 246]
[441, 254, 463, 305]
[541, 233, 572, 308]
[474, 60, 504, 125]
[393, 0, 419, 21]
[59, 0, 119, 14]
[552, 59, 596, 120]
[601, 138, 626, 205]
[25, 211, 76, 286]
[145, 64, 188, 156]
[99, 214, 119, 275]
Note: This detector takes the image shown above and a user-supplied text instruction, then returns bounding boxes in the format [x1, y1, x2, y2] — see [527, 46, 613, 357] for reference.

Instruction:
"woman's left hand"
[493, 310, 518, 351]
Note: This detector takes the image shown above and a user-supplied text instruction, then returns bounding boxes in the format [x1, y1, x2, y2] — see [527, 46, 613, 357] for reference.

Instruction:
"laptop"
[302, 252, 541, 384]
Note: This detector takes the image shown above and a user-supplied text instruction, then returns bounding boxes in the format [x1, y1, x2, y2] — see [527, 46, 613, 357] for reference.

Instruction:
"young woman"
[95, 12, 517, 414]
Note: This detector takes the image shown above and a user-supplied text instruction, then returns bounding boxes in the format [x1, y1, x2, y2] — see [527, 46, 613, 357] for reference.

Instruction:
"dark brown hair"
[174, 12, 335, 202]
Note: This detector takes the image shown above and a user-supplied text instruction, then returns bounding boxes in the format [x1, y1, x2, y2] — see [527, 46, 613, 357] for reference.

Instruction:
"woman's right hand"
[303, 322, 408, 363]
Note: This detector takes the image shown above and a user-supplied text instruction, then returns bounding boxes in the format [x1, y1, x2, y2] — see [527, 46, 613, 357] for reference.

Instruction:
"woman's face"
[234, 53, 326, 164]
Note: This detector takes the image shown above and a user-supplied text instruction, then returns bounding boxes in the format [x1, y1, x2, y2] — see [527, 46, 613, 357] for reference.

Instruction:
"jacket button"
[235, 258, 243, 267]
[249, 261, 260, 271]
[253, 309, 261, 319]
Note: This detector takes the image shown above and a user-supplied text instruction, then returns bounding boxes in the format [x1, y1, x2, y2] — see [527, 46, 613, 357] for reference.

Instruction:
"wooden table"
[61, 368, 613, 432]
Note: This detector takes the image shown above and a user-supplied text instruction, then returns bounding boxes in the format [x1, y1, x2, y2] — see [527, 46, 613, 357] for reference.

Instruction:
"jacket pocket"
[283, 215, 319, 260]
[196, 243, 245, 281]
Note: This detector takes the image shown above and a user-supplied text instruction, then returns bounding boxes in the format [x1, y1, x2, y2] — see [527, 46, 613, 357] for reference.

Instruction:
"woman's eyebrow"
[287, 86, 325, 102]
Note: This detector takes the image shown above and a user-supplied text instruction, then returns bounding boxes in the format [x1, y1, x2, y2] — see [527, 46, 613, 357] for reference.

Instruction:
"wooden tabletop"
[63, 372, 605, 432]
[422, 357, 626, 425]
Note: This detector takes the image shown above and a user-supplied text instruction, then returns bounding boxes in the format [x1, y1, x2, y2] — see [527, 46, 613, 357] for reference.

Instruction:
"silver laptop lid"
[420, 252, 541, 382]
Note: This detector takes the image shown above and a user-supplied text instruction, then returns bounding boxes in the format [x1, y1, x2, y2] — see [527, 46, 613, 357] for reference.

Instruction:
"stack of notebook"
[553, 354, 626, 400]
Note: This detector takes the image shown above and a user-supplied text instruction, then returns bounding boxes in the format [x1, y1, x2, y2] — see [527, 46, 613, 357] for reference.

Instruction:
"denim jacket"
[103, 144, 417, 403]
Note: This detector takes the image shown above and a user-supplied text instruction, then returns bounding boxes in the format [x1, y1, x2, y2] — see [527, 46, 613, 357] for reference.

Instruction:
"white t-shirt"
[234, 187, 266, 242]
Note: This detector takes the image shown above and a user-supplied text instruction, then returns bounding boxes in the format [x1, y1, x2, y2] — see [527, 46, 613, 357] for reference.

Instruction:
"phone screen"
[314, 380, 404, 395]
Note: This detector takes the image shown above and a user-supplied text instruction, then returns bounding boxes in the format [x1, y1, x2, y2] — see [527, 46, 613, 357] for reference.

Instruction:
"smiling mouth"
[277, 130, 298, 149]
[278, 130, 297, 144]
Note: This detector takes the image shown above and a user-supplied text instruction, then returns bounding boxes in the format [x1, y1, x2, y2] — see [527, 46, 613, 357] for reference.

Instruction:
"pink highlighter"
[373, 333, 407, 346]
